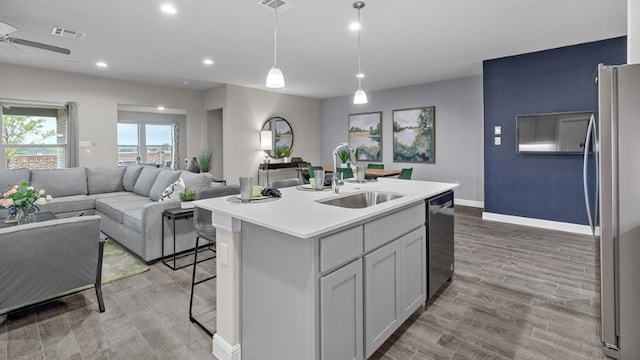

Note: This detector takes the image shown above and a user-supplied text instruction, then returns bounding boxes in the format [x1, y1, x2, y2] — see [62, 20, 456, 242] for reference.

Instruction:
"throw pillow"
[159, 177, 185, 202]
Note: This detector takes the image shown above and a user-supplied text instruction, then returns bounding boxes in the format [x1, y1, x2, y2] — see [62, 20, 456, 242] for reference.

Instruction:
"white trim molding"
[482, 212, 592, 235]
[454, 198, 484, 208]
[213, 333, 241, 360]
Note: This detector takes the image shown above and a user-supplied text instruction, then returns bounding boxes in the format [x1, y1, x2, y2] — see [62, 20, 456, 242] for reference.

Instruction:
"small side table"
[161, 208, 214, 270]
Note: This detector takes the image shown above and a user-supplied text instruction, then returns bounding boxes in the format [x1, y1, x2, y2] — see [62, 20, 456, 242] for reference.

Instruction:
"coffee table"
[0, 211, 56, 229]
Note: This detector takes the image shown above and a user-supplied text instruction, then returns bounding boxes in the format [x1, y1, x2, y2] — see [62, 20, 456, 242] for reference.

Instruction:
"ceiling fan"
[0, 20, 70, 55]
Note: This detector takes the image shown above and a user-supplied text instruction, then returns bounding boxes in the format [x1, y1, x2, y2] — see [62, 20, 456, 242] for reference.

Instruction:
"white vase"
[340, 163, 348, 168]
[283, 157, 291, 163]
[181, 201, 194, 209]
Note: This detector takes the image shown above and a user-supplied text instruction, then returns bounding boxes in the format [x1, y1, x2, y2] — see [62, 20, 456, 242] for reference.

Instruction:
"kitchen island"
[194, 178, 458, 360]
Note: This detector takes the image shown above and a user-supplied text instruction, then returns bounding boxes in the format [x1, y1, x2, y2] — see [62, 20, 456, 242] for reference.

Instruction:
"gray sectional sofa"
[0, 166, 214, 262]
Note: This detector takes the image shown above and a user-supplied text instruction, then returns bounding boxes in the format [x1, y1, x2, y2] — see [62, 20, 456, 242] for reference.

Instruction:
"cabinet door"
[364, 240, 401, 358]
[399, 226, 426, 318]
[320, 259, 363, 360]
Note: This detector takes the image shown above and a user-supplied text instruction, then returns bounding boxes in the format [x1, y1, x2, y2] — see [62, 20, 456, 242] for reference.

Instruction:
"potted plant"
[338, 148, 350, 168]
[179, 190, 197, 209]
[282, 148, 292, 163]
[198, 149, 212, 173]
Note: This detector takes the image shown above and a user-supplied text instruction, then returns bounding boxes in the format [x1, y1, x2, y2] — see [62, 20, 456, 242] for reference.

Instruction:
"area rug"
[102, 238, 149, 284]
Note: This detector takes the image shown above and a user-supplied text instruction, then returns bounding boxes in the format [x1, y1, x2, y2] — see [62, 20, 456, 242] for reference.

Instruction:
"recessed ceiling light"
[96, 61, 108, 68]
[161, 4, 177, 14]
[157, 106, 165, 111]
[203, 58, 214, 65]
[349, 22, 361, 31]
[357, 73, 364, 78]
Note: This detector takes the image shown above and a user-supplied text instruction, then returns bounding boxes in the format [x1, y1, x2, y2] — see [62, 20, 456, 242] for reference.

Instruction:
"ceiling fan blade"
[7, 37, 70, 55]
[0, 39, 29, 55]
[0, 21, 17, 35]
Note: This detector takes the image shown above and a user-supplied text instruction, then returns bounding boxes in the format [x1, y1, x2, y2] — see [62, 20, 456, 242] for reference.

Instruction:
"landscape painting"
[393, 106, 435, 163]
[348, 112, 382, 161]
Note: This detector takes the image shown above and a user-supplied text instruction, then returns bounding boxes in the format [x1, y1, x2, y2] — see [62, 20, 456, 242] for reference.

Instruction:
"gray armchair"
[0, 215, 105, 315]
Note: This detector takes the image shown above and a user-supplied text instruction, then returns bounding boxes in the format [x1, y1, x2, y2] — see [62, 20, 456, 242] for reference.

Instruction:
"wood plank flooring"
[0, 207, 605, 360]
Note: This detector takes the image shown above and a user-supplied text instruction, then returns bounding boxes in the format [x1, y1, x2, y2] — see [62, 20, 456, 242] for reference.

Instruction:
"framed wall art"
[392, 106, 435, 163]
[348, 111, 382, 161]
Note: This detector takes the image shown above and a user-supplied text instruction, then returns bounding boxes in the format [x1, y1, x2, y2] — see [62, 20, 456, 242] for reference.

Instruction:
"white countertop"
[194, 178, 458, 239]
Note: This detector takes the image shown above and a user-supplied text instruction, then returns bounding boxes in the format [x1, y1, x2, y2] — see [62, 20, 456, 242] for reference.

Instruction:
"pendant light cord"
[357, 6, 362, 88]
[273, 5, 278, 67]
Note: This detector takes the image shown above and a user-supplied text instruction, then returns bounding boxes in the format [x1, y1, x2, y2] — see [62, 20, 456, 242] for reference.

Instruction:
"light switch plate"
[219, 242, 229, 266]
[494, 126, 501, 135]
[494, 137, 501, 145]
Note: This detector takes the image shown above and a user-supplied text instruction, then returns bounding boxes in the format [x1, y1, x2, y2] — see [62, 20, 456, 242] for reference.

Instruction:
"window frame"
[117, 121, 173, 164]
[1, 102, 68, 170]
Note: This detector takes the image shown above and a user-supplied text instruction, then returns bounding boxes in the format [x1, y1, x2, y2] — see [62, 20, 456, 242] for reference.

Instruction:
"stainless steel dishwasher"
[427, 190, 454, 299]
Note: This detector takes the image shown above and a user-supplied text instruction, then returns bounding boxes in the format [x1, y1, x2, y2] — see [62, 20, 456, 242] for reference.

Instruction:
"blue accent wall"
[483, 37, 626, 224]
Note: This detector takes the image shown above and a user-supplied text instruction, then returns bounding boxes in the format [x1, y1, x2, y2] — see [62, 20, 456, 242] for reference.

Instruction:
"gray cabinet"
[399, 227, 426, 317]
[320, 258, 363, 360]
[364, 239, 401, 358]
[364, 226, 426, 358]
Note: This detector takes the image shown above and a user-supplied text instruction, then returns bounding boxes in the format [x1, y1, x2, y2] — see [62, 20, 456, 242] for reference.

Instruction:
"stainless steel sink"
[316, 191, 404, 209]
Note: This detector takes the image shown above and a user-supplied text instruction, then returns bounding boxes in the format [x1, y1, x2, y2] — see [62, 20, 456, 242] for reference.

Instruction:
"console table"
[257, 162, 300, 186]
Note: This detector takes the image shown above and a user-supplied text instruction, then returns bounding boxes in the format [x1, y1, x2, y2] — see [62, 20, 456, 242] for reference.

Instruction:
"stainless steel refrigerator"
[584, 63, 640, 359]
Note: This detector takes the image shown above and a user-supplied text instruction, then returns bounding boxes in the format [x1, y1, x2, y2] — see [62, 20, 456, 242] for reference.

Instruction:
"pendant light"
[353, 1, 367, 104]
[266, 2, 285, 88]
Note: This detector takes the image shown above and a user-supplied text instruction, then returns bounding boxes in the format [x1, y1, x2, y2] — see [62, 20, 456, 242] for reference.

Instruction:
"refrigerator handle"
[583, 114, 596, 236]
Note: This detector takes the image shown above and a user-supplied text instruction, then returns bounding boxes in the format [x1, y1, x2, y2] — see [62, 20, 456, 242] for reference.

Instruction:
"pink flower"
[1, 198, 13, 207]
[6, 188, 17, 195]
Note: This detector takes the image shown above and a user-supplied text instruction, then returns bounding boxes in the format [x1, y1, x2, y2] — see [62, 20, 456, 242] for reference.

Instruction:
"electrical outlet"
[84, 149, 91, 156]
[219, 242, 229, 266]
[494, 137, 501, 145]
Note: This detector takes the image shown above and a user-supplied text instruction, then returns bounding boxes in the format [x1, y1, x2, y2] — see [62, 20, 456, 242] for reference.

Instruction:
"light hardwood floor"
[0, 207, 604, 360]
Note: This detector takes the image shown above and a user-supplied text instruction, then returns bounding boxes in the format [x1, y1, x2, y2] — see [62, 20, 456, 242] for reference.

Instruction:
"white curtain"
[172, 122, 179, 170]
[66, 102, 79, 167]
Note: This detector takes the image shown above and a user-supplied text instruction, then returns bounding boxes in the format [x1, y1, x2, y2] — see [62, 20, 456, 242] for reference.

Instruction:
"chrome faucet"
[332, 143, 357, 194]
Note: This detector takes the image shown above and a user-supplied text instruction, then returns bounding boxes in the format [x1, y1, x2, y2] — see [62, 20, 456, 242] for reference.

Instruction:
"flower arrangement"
[1, 182, 52, 222]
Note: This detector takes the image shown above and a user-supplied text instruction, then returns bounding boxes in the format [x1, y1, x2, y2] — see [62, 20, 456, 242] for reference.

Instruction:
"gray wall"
[320, 76, 484, 205]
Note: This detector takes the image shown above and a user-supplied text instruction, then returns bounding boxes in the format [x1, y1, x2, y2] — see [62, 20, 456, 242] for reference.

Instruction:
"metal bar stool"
[189, 205, 217, 336]
[188, 185, 240, 336]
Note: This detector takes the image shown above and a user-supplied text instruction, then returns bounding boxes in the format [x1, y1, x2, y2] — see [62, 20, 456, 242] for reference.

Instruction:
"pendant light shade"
[266, 66, 285, 88]
[354, 88, 368, 104]
[352, 1, 367, 104]
[266, 4, 285, 88]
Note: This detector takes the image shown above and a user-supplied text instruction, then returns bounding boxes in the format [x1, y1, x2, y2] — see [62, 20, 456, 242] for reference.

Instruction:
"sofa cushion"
[0, 169, 30, 191]
[95, 193, 153, 224]
[133, 167, 161, 197]
[149, 170, 181, 201]
[38, 195, 96, 214]
[159, 177, 185, 202]
[31, 168, 88, 197]
[122, 166, 143, 192]
[179, 171, 211, 191]
[122, 209, 143, 234]
[86, 167, 126, 194]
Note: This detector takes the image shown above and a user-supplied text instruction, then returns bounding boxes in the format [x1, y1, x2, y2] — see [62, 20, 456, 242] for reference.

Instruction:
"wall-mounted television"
[516, 111, 594, 153]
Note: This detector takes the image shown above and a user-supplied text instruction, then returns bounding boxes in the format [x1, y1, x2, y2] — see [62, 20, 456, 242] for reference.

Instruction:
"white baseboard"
[212, 334, 241, 360]
[482, 212, 592, 235]
[454, 198, 484, 208]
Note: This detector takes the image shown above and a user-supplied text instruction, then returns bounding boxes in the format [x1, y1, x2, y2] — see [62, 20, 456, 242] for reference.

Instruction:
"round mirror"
[261, 117, 293, 158]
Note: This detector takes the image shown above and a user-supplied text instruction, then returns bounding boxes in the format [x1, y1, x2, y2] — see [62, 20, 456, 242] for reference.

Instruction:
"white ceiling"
[0, 0, 627, 99]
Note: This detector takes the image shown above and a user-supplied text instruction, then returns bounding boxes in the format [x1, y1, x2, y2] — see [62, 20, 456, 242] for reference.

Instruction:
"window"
[1, 105, 68, 170]
[117, 122, 173, 165]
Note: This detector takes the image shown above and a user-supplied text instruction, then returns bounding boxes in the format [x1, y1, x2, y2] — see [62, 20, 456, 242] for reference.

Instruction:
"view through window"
[117, 122, 173, 165]
[1, 105, 67, 170]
